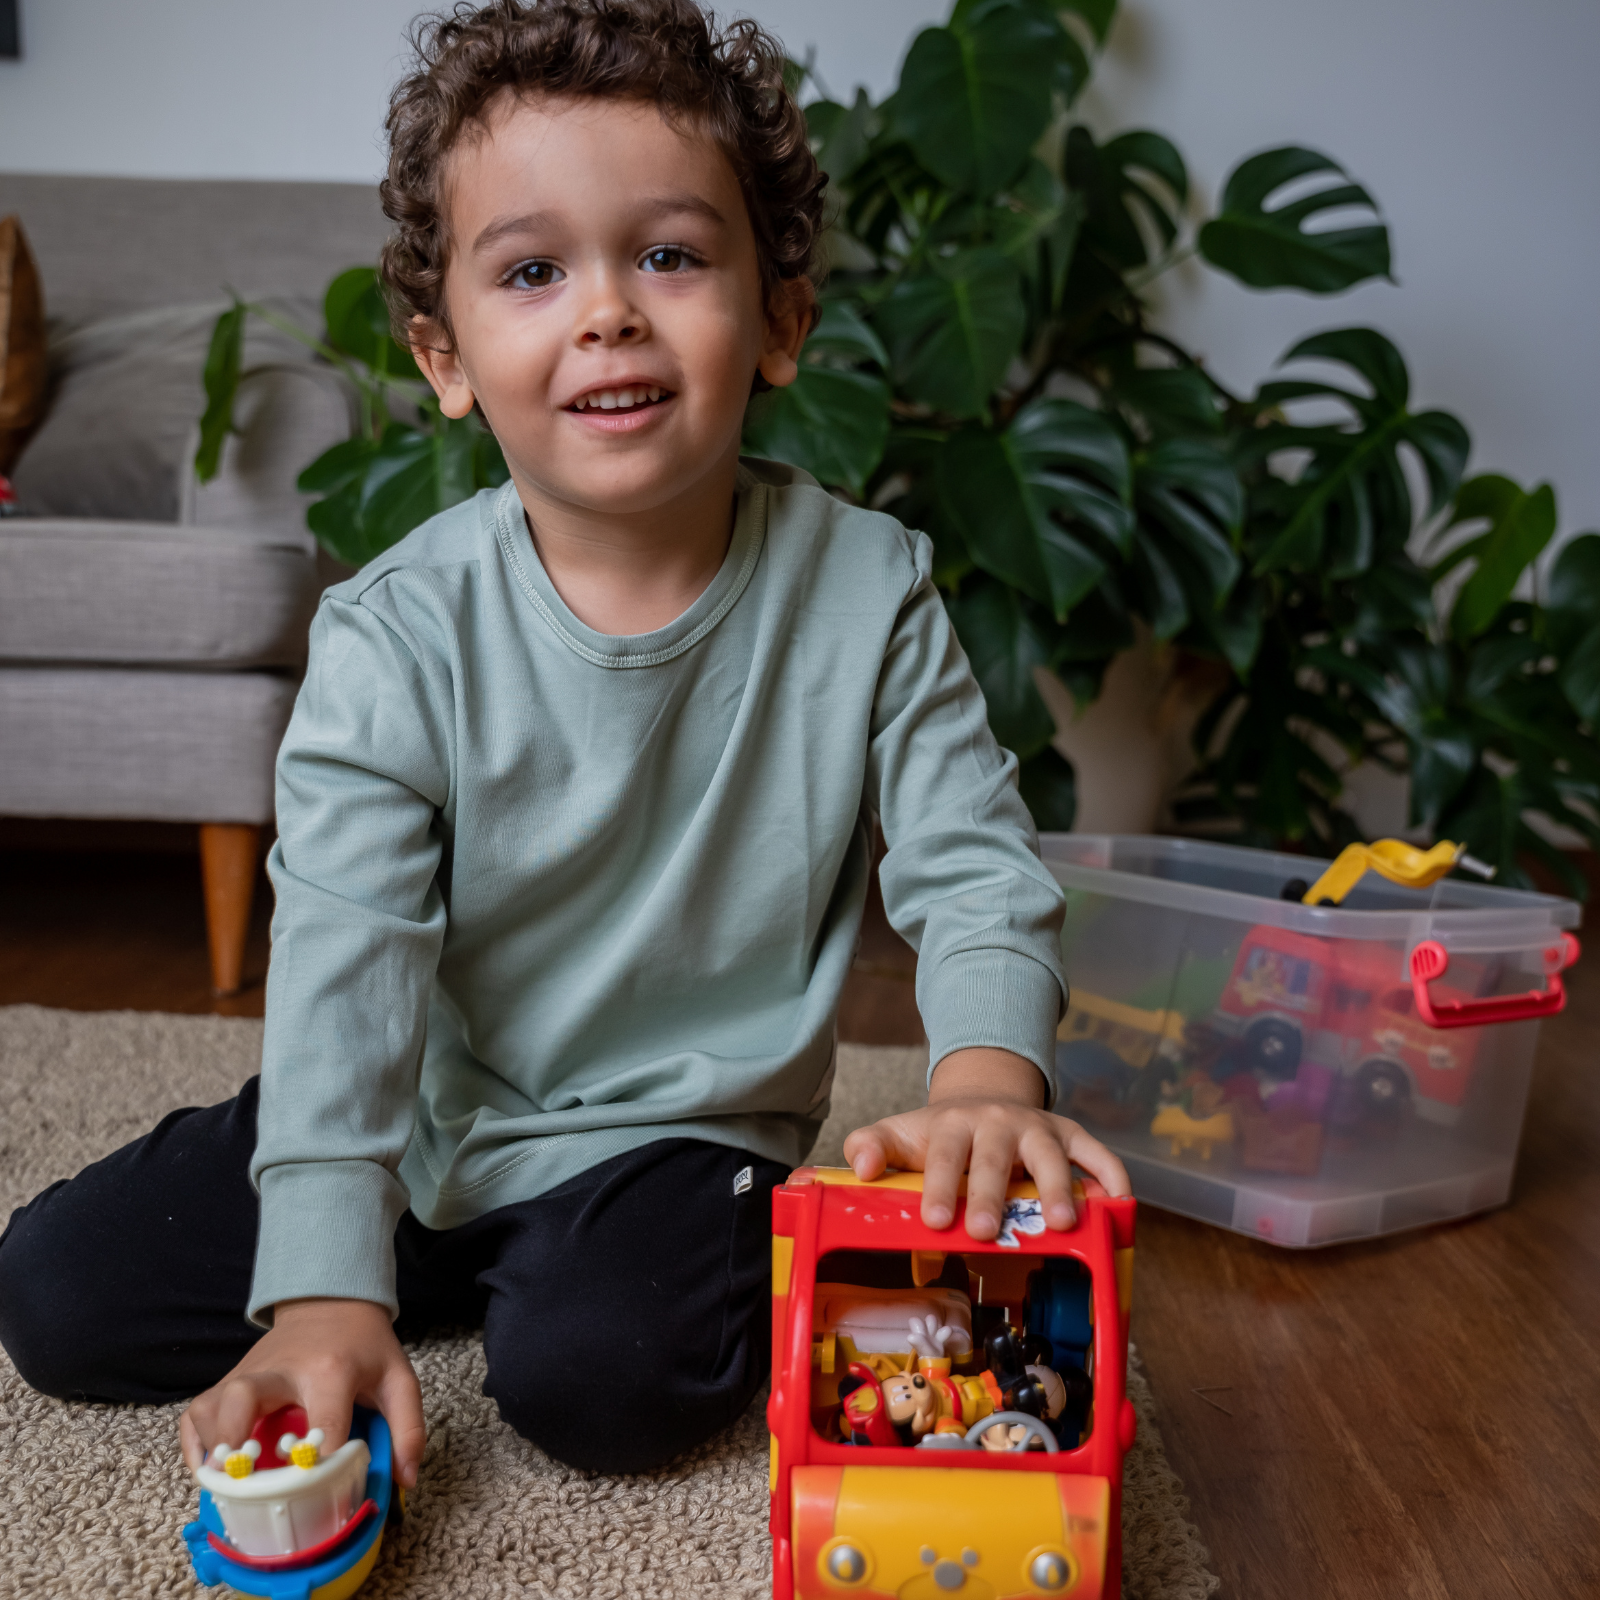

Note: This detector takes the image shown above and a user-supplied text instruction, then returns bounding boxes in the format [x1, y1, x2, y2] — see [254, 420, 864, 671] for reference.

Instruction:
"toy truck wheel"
[1353, 1059, 1411, 1119]
[1241, 1018, 1302, 1080]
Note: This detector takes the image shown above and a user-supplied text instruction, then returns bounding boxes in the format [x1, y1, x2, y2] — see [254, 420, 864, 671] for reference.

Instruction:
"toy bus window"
[1241, 947, 1312, 997]
[808, 1248, 1096, 1453]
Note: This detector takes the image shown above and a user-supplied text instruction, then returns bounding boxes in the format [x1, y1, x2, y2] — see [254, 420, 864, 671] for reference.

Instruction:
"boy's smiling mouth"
[566, 384, 675, 415]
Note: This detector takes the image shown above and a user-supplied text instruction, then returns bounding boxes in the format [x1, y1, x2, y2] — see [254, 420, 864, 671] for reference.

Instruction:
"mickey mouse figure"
[837, 1360, 944, 1447]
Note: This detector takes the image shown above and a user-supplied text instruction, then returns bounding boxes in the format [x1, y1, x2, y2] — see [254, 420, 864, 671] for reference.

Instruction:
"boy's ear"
[410, 314, 477, 419]
[755, 277, 816, 391]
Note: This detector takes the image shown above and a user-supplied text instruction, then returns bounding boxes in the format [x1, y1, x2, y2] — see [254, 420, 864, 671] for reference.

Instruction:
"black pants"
[0, 1078, 787, 1473]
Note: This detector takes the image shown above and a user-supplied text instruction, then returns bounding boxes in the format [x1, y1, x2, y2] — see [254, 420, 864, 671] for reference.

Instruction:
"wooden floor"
[4, 824, 1598, 1598]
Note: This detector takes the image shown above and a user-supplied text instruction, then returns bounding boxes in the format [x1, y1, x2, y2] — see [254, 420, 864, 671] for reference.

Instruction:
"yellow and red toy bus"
[768, 1167, 1136, 1600]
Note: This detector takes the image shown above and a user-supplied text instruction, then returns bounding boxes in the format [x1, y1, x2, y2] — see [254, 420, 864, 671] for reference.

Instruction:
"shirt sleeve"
[865, 535, 1068, 1102]
[247, 589, 453, 1326]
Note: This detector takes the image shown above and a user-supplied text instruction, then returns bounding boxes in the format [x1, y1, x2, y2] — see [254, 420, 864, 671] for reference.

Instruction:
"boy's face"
[415, 93, 810, 522]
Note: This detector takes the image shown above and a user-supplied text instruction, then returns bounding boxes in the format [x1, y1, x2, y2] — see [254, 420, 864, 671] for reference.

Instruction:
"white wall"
[2, 0, 1595, 534]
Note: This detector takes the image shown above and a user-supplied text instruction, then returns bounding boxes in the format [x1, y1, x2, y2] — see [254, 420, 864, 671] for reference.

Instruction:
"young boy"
[0, 0, 1127, 1490]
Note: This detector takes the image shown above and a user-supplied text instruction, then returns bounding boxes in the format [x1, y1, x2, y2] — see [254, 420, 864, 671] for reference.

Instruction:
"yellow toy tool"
[1301, 838, 1495, 907]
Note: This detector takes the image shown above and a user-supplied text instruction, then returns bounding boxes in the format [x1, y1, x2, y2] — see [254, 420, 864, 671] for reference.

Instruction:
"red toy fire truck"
[1212, 923, 1483, 1125]
[768, 1168, 1136, 1600]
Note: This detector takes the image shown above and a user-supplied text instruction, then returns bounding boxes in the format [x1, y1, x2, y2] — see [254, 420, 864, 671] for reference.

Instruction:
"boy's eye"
[508, 260, 563, 290]
[641, 247, 690, 273]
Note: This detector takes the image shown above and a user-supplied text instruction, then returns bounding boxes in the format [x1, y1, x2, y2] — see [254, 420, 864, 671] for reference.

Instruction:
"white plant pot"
[1035, 632, 1215, 835]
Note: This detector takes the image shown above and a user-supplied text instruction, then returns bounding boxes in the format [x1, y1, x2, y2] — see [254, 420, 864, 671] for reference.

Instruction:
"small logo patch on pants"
[732, 1165, 754, 1197]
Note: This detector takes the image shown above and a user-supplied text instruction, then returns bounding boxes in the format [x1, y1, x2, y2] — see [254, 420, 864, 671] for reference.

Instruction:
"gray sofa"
[0, 174, 391, 992]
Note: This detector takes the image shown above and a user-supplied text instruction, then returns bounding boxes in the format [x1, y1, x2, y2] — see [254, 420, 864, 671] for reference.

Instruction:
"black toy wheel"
[1242, 1018, 1302, 1080]
[1354, 1059, 1411, 1119]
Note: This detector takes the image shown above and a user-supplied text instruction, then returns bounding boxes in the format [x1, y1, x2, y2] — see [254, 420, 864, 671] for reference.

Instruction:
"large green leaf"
[839, 140, 943, 256]
[1065, 126, 1188, 272]
[1560, 626, 1600, 724]
[946, 579, 1059, 757]
[299, 415, 499, 566]
[877, 248, 1025, 418]
[806, 89, 875, 184]
[896, 4, 1067, 195]
[1250, 329, 1468, 575]
[806, 299, 890, 368]
[938, 400, 1133, 617]
[1111, 365, 1223, 436]
[324, 266, 424, 382]
[1199, 147, 1391, 293]
[742, 367, 891, 495]
[1135, 439, 1244, 600]
[194, 301, 246, 483]
[1546, 532, 1600, 618]
[742, 299, 892, 494]
[1308, 639, 1477, 827]
[1431, 475, 1557, 641]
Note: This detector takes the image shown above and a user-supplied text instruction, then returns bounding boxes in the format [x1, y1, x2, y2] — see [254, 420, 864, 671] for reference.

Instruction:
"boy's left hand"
[841, 1046, 1131, 1241]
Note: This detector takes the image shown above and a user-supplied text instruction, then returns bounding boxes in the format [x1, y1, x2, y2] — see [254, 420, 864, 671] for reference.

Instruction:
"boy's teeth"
[575, 386, 666, 410]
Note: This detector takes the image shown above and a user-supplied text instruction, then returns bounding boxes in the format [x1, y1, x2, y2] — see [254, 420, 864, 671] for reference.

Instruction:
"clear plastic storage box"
[1041, 835, 1582, 1247]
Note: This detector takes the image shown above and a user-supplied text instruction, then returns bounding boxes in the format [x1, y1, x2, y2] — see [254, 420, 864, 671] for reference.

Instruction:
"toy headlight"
[818, 1536, 873, 1587]
[1025, 1546, 1075, 1591]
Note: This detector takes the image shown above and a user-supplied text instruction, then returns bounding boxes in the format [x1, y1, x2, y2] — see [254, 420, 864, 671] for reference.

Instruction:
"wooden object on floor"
[198, 823, 261, 996]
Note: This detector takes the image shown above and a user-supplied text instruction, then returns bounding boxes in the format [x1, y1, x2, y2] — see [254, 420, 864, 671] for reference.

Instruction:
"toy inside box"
[1041, 835, 1581, 1248]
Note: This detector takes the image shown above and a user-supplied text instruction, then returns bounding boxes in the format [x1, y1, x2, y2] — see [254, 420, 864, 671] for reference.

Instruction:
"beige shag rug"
[0, 1005, 1218, 1599]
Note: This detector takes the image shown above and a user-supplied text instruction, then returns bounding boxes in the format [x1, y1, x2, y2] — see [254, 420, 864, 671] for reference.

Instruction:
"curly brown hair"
[379, 0, 826, 343]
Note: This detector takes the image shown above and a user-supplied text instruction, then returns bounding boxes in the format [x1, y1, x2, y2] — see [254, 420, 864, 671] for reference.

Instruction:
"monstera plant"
[742, 0, 1600, 893]
[197, 0, 1600, 892]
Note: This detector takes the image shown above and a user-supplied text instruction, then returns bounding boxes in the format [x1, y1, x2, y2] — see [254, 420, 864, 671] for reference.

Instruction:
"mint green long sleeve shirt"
[248, 461, 1067, 1323]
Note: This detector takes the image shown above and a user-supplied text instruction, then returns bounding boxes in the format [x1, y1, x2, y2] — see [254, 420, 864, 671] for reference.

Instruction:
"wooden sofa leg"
[199, 823, 261, 996]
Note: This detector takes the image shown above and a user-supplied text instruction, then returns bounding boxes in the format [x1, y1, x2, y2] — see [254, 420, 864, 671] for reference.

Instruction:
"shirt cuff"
[249, 1159, 410, 1328]
[920, 949, 1067, 1108]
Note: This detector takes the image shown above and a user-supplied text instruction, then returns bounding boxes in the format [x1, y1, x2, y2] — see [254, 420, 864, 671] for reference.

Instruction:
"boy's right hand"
[179, 1297, 425, 1490]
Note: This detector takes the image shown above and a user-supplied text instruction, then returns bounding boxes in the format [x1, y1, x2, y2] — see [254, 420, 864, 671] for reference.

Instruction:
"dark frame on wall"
[0, 0, 19, 61]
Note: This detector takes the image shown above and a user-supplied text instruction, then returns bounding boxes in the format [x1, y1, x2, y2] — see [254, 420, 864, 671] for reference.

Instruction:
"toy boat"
[182, 1405, 400, 1600]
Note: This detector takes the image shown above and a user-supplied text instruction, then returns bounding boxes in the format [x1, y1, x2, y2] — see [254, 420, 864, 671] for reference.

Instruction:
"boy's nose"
[574, 275, 649, 347]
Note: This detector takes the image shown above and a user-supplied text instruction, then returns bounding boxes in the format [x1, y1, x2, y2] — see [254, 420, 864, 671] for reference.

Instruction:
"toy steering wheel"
[967, 1411, 1060, 1453]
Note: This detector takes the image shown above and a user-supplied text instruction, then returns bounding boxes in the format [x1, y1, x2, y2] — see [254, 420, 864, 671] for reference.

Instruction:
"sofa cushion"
[0, 213, 47, 474]
[0, 666, 297, 825]
[0, 519, 318, 669]
[9, 296, 320, 523]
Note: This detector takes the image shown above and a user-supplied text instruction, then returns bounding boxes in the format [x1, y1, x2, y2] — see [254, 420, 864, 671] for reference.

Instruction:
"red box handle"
[1409, 933, 1579, 1028]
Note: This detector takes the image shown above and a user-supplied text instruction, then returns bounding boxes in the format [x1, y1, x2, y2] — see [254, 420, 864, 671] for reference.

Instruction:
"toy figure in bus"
[836, 1363, 900, 1447]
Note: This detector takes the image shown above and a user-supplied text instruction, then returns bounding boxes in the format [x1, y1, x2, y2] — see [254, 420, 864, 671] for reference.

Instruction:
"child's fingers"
[919, 1119, 971, 1231]
[299, 1364, 357, 1459]
[842, 1122, 890, 1181]
[211, 1371, 294, 1461]
[1018, 1124, 1076, 1228]
[962, 1121, 1018, 1241]
[179, 1408, 206, 1472]
[377, 1358, 427, 1491]
[1066, 1121, 1132, 1198]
